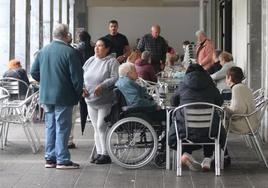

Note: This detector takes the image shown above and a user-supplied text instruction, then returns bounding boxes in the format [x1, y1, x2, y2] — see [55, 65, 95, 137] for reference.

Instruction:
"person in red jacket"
[135, 51, 157, 82]
[196, 30, 214, 71]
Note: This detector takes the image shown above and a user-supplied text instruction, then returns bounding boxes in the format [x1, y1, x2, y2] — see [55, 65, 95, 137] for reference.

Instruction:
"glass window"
[54, 0, 60, 24]
[69, 0, 75, 39]
[0, 0, 10, 77]
[43, 0, 51, 46]
[62, 0, 68, 24]
[15, 0, 26, 69]
[30, 0, 40, 66]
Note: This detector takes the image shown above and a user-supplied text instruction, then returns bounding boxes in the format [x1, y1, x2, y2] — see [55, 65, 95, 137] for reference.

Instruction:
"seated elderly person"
[135, 51, 157, 82]
[207, 49, 222, 75]
[224, 66, 257, 134]
[3, 59, 30, 98]
[211, 51, 235, 91]
[169, 63, 229, 172]
[116, 62, 165, 123]
[127, 49, 140, 64]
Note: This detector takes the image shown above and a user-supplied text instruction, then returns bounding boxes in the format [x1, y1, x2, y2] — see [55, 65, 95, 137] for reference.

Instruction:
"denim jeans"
[43, 104, 73, 164]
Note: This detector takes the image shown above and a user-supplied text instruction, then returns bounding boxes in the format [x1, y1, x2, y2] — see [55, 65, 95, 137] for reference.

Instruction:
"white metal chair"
[172, 102, 225, 176]
[253, 88, 265, 107]
[0, 77, 30, 101]
[136, 77, 160, 101]
[225, 98, 268, 167]
[0, 87, 10, 149]
[0, 91, 40, 153]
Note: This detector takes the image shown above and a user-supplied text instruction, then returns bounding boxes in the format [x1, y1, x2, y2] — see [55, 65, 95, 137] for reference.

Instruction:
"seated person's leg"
[181, 145, 202, 171]
[201, 145, 214, 171]
[146, 109, 166, 122]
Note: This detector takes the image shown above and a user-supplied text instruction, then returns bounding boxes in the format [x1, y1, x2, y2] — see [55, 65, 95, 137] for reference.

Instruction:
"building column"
[261, 0, 268, 141]
[199, 0, 205, 31]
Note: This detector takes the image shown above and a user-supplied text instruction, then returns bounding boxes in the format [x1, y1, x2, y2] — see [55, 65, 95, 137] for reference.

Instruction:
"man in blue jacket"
[31, 24, 83, 169]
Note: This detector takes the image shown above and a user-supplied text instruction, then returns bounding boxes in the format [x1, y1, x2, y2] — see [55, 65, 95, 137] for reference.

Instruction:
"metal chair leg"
[251, 134, 268, 167]
[177, 139, 182, 176]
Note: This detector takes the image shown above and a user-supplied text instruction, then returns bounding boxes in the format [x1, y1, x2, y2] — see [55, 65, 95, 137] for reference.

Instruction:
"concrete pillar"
[262, 0, 268, 141]
[199, 0, 204, 31]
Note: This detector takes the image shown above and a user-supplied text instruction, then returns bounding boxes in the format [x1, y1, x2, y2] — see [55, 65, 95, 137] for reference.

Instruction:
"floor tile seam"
[103, 163, 112, 188]
[10, 162, 35, 187]
[73, 153, 91, 188]
[162, 169, 165, 188]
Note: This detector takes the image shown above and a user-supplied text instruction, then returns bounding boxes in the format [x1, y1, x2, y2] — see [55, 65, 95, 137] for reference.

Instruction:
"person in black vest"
[169, 64, 229, 172]
[75, 31, 95, 136]
[105, 20, 130, 64]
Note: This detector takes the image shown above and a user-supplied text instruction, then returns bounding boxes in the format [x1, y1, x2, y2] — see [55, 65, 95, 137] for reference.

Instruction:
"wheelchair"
[105, 88, 166, 169]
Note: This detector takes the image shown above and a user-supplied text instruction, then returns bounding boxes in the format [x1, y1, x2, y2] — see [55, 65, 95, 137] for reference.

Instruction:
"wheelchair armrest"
[122, 105, 156, 113]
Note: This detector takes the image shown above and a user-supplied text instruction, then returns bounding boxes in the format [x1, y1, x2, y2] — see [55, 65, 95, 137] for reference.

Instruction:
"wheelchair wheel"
[106, 117, 158, 169]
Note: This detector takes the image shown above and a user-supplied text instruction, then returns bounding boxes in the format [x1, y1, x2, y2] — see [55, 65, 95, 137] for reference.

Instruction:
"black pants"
[146, 109, 166, 122]
[182, 126, 227, 158]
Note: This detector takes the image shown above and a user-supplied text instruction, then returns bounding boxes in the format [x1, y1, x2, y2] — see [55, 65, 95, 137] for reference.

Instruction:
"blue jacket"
[115, 76, 156, 109]
[31, 40, 83, 105]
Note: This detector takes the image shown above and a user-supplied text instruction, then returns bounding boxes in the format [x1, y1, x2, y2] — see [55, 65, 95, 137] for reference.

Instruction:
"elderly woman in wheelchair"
[105, 62, 166, 169]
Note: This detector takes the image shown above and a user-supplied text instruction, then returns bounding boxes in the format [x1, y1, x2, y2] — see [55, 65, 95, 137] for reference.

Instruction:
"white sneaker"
[181, 153, 201, 171]
[201, 157, 212, 172]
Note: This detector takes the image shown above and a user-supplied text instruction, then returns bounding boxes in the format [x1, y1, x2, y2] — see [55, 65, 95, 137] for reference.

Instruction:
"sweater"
[31, 40, 83, 105]
[135, 59, 157, 82]
[83, 55, 119, 106]
[225, 83, 257, 134]
[211, 61, 235, 91]
[115, 76, 157, 110]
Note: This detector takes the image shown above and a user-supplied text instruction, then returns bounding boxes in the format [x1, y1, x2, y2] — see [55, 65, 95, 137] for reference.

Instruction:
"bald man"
[137, 25, 168, 73]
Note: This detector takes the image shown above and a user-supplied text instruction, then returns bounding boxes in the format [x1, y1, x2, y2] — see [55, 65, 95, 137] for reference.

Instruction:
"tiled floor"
[1, 120, 268, 188]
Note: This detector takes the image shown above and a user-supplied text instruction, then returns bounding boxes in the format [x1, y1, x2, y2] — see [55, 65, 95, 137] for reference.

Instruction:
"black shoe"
[45, 160, 56, 168]
[95, 155, 111, 164]
[224, 156, 231, 167]
[68, 143, 76, 149]
[56, 161, 80, 169]
[90, 154, 101, 163]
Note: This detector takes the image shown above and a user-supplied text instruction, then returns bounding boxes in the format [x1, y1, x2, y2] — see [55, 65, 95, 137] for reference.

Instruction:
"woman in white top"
[224, 66, 257, 134]
[211, 51, 235, 91]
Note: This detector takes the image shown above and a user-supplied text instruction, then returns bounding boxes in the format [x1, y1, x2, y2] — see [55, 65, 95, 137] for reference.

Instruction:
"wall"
[88, 6, 199, 55]
[249, 0, 262, 90]
[232, 0, 248, 71]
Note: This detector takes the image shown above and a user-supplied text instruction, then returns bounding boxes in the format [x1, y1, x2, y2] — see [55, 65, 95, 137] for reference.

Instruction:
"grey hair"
[53, 24, 69, 39]
[195, 30, 206, 37]
[118, 62, 135, 77]
[141, 51, 151, 61]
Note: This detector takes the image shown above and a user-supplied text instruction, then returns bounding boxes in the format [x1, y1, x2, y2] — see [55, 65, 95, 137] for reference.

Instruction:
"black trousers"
[182, 126, 227, 158]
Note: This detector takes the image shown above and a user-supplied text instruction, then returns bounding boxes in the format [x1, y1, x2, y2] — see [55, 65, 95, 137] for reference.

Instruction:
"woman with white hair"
[211, 51, 235, 91]
[115, 62, 165, 122]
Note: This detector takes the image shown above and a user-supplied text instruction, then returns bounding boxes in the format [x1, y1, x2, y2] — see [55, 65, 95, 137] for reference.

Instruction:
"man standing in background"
[105, 20, 130, 64]
[137, 24, 168, 73]
[31, 24, 83, 169]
